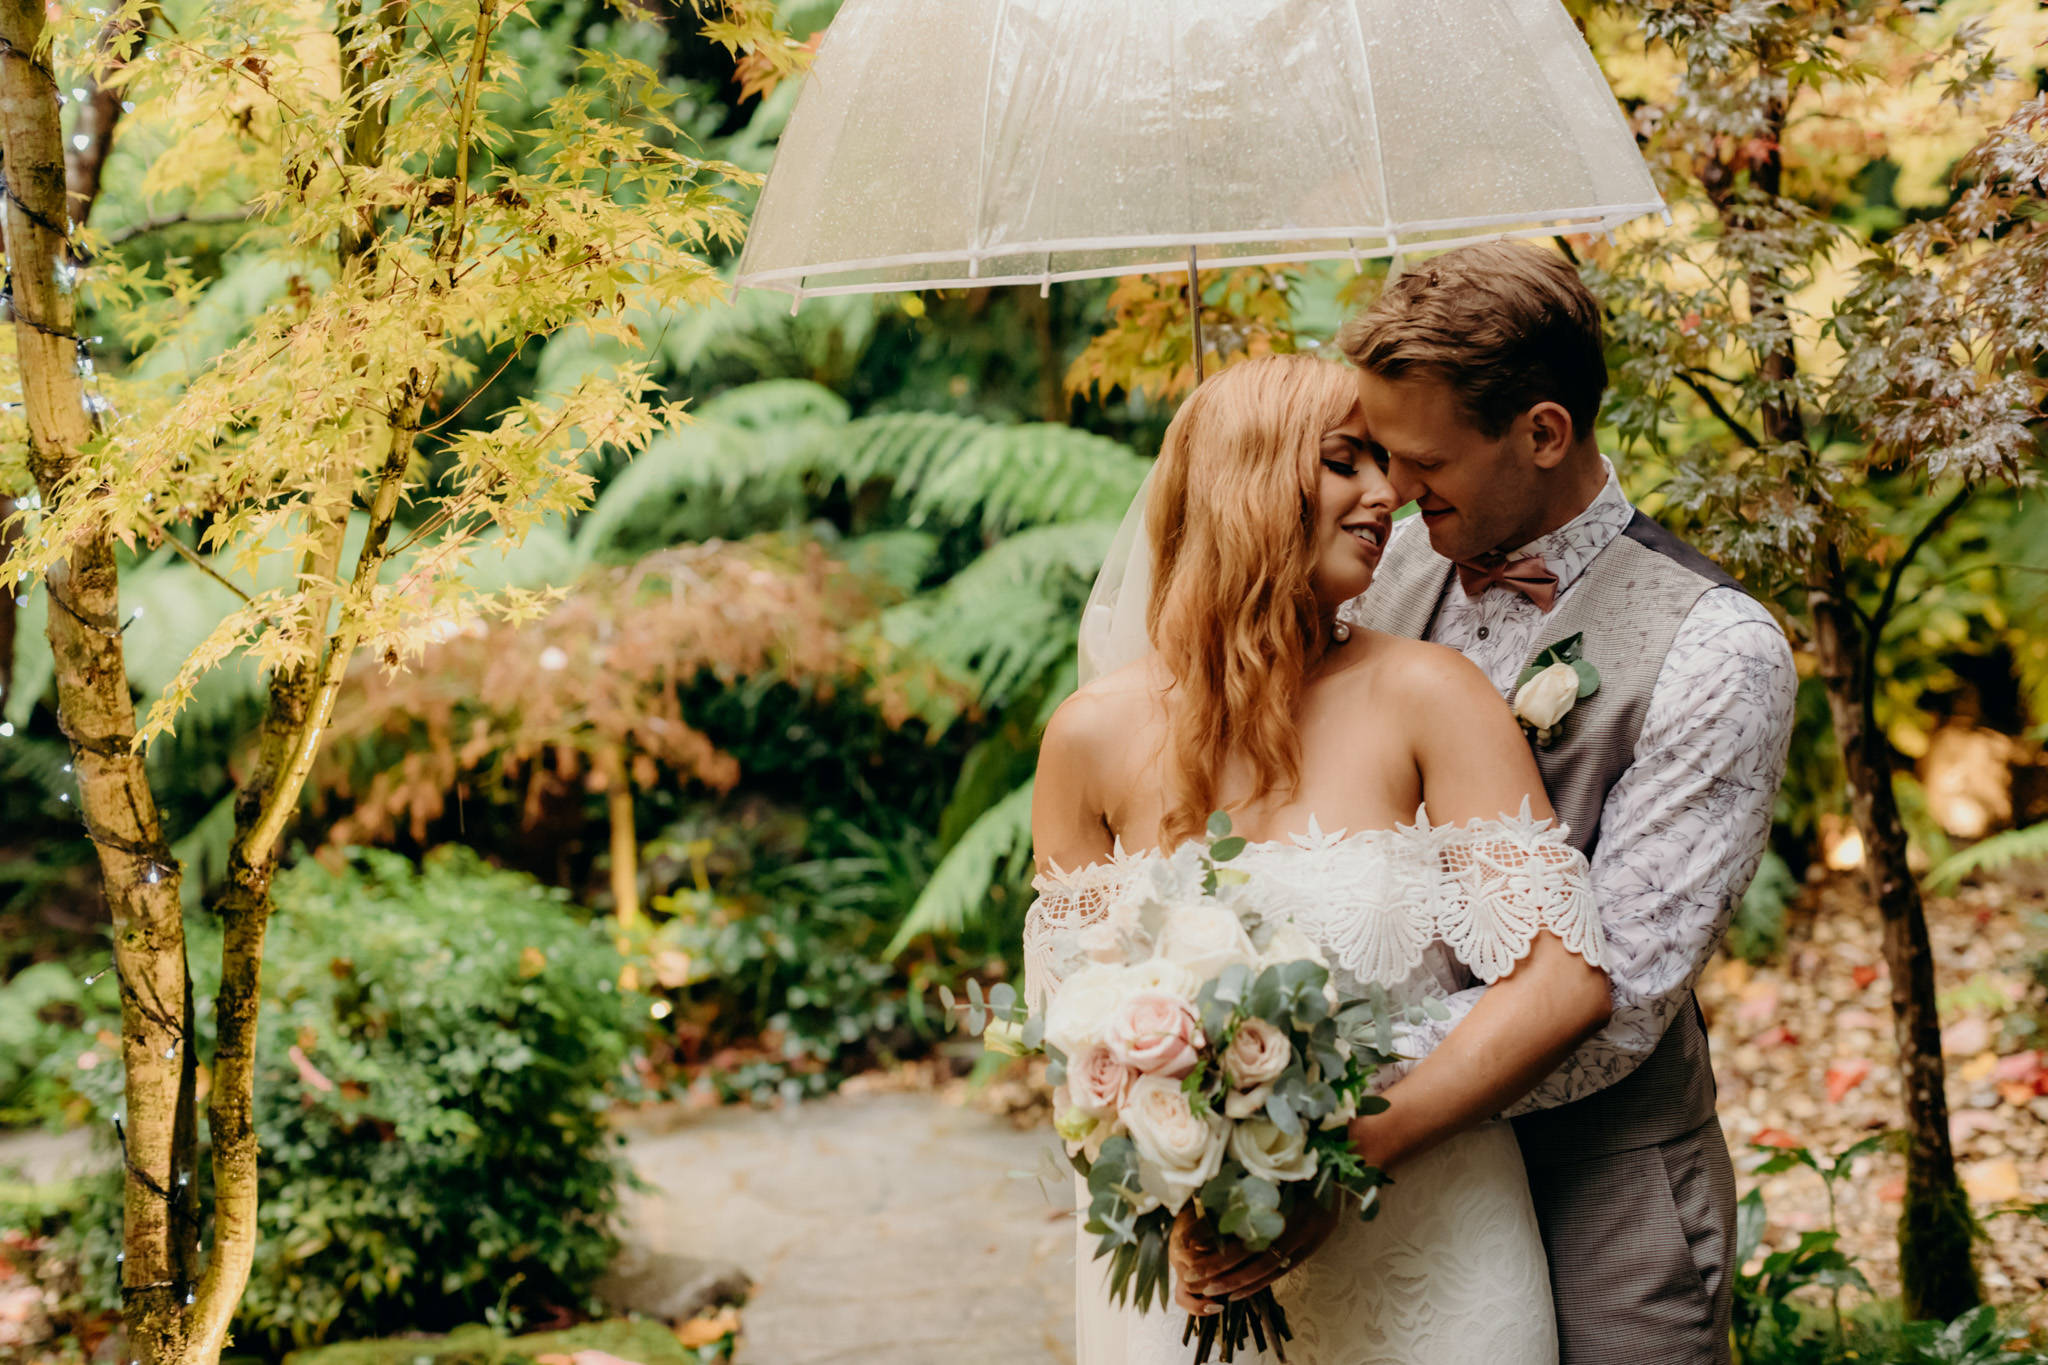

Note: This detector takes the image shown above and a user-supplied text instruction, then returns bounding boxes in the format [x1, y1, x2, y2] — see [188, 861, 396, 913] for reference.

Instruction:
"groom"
[1178, 242, 1796, 1364]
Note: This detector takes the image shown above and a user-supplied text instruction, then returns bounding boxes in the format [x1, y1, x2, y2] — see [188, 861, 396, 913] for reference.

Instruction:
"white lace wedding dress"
[1023, 805, 1604, 1365]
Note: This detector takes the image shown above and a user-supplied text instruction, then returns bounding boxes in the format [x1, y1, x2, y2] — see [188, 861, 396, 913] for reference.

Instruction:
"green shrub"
[0, 957, 120, 1129]
[65, 847, 644, 1352]
[1733, 1137, 2047, 1365]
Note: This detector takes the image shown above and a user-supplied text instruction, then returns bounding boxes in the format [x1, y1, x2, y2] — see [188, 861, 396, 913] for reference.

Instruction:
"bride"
[1026, 354, 1612, 1365]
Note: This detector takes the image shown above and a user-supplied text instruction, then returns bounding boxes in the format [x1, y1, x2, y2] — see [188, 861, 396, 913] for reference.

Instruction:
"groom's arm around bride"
[1346, 244, 1798, 1365]
[1181, 243, 1797, 1365]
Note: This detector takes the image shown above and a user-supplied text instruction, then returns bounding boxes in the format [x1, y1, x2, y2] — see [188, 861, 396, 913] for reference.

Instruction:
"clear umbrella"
[736, 0, 1664, 317]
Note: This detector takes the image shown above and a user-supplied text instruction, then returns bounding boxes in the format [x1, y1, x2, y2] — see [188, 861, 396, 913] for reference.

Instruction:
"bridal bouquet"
[949, 815, 1405, 1364]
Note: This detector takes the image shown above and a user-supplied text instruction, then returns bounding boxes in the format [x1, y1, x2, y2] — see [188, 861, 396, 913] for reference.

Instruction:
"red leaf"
[1752, 1026, 1800, 1049]
[1825, 1058, 1872, 1104]
[1851, 965, 1879, 989]
[1753, 1128, 1803, 1150]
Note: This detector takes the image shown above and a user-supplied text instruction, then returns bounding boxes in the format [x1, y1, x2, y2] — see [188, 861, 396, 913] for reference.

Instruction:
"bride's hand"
[1169, 1200, 1340, 1314]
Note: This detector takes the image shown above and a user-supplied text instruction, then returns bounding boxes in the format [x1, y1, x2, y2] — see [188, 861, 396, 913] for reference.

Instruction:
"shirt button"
[1476, 626, 1490, 640]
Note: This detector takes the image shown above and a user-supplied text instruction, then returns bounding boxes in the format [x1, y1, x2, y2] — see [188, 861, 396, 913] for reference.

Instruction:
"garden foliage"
[47, 849, 642, 1351]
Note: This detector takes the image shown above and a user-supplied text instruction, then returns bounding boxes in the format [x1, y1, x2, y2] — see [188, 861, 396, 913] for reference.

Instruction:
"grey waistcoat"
[1350, 510, 1741, 1164]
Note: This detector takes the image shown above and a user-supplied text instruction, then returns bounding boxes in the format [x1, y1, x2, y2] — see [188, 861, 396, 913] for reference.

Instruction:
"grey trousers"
[1524, 1115, 1737, 1365]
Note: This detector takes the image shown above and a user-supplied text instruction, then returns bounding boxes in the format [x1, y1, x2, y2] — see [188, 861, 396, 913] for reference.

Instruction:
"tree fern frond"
[0, 733, 75, 805]
[692, 377, 849, 432]
[829, 412, 978, 494]
[883, 583, 1077, 709]
[937, 520, 1120, 595]
[811, 412, 1149, 534]
[662, 290, 880, 382]
[171, 792, 239, 911]
[1926, 820, 2048, 892]
[119, 552, 261, 713]
[886, 778, 1035, 954]
[908, 422, 1149, 533]
[835, 529, 942, 594]
[4, 589, 51, 727]
[573, 421, 768, 558]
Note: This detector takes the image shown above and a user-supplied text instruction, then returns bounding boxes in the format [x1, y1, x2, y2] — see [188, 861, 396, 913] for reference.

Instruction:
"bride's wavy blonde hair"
[1146, 354, 1361, 847]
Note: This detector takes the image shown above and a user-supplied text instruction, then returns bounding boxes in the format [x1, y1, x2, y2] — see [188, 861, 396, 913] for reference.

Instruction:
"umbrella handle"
[1188, 245, 1205, 386]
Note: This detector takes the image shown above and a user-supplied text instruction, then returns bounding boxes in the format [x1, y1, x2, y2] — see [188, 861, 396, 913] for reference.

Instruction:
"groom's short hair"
[1336, 241, 1606, 442]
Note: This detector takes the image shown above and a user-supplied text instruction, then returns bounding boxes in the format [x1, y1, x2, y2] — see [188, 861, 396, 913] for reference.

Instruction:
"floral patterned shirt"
[1378, 463, 1798, 1114]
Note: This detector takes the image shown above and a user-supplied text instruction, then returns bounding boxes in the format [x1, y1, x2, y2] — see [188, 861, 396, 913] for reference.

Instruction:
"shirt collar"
[1508, 458, 1633, 599]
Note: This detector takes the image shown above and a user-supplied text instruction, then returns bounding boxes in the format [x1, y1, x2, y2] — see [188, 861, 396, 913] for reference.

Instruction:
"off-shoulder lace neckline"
[1036, 797, 1556, 886]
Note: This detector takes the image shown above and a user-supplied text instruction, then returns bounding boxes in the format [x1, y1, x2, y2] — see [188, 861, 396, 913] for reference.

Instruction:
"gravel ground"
[1700, 867, 2048, 1325]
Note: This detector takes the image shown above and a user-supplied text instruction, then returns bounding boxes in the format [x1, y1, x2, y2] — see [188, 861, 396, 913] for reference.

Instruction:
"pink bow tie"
[1454, 553, 1559, 612]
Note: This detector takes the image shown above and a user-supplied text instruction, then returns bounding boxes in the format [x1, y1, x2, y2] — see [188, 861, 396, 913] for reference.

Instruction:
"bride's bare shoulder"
[1043, 654, 1169, 757]
[1343, 631, 1505, 715]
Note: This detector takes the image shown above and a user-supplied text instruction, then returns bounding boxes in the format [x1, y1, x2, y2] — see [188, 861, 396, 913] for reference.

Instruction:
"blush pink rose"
[1221, 1017, 1291, 1090]
[1105, 991, 1205, 1078]
[1066, 1044, 1137, 1119]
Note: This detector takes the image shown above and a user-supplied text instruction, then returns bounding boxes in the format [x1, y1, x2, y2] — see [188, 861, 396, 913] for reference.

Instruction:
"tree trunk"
[1810, 575, 1981, 1320]
[1704, 60, 1981, 1314]
[0, 3, 192, 1359]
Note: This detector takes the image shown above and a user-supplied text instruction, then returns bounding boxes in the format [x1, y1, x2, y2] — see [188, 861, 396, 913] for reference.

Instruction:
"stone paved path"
[0, 1092, 1080, 1365]
[616, 1091, 1078, 1365]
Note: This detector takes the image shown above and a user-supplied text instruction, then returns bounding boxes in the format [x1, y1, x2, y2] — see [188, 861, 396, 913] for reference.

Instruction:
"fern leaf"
[693, 377, 848, 431]
[1926, 820, 2048, 892]
[887, 778, 1035, 954]
[171, 792, 239, 911]
[909, 422, 1149, 533]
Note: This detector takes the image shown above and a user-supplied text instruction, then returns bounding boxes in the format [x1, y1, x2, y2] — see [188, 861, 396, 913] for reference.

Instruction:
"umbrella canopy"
[735, 0, 1663, 302]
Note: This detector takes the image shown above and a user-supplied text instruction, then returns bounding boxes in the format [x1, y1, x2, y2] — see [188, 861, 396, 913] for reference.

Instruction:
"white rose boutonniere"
[1513, 632, 1601, 748]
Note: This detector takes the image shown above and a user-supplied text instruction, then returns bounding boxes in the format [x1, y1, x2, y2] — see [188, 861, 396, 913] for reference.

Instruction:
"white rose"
[1221, 1017, 1291, 1089]
[1125, 957, 1200, 1001]
[1514, 661, 1582, 731]
[1258, 920, 1328, 973]
[1121, 1074, 1229, 1213]
[1044, 964, 1132, 1057]
[1228, 1118, 1318, 1185]
[1155, 905, 1258, 981]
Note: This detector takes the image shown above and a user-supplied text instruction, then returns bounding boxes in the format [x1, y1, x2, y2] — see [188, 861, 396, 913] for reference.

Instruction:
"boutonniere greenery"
[1512, 633, 1601, 749]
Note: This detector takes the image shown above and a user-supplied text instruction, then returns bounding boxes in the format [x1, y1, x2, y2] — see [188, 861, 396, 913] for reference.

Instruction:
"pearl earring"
[1332, 621, 1352, 643]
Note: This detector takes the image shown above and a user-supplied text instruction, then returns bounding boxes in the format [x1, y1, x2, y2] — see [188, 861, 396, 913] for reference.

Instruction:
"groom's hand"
[1169, 1201, 1339, 1314]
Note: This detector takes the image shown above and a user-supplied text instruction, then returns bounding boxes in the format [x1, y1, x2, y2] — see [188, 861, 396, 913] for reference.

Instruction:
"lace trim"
[1022, 802, 1603, 1006]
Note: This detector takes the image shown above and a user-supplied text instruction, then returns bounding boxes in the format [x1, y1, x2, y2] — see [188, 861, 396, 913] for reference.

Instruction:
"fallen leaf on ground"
[1753, 1128, 1804, 1149]
[1960, 1053, 2000, 1083]
[1951, 1110, 2001, 1143]
[1825, 1058, 1873, 1104]
[1962, 1157, 2023, 1205]
[1942, 1017, 1993, 1055]
[1736, 982, 1781, 1028]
